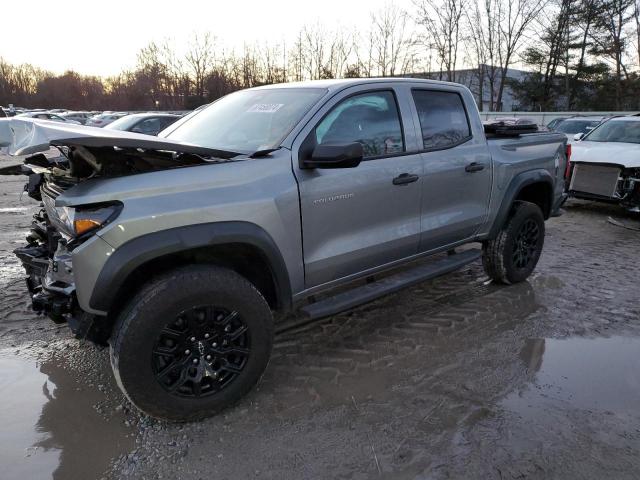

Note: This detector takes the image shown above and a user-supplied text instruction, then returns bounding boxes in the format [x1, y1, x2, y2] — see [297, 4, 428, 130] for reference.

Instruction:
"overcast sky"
[2, 0, 407, 76]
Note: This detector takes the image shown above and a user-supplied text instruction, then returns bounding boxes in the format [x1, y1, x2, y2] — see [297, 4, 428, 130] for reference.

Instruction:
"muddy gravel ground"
[1, 155, 639, 480]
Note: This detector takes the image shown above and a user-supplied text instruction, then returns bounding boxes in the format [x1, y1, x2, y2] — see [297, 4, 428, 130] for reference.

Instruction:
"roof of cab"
[250, 77, 463, 92]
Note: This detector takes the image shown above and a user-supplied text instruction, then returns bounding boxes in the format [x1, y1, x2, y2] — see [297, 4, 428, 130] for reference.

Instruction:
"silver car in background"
[16, 112, 82, 124]
[60, 111, 94, 125]
[555, 116, 605, 144]
[85, 112, 127, 127]
[104, 113, 181, 135]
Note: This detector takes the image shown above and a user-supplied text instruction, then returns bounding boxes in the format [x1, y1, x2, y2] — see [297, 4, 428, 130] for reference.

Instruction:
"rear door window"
[315, 91, 404, 158]
[412, 90, 471, 149]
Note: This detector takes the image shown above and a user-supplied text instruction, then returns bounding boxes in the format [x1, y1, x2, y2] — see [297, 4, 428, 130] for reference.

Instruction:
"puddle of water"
[506, 336, 640, 415]
[0, 353, 134, 480]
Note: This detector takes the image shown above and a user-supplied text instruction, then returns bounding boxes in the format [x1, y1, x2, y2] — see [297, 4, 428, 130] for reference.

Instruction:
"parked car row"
[0, 106, 184, 136]
[16, 111, 83, 124]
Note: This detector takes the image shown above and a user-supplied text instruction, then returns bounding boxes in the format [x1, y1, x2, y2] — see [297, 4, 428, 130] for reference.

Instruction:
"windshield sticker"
[247, 103, 284, 113]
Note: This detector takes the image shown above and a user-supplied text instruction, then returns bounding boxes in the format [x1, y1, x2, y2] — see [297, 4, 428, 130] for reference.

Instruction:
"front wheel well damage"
[93, 244, 280, 344]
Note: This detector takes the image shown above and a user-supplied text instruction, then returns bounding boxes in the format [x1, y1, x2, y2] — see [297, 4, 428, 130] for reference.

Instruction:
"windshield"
[105, 115, 143, 131]
[556, 119, 600, 134]
[583, 120, 640, 144]
[163, 87, 327, 153]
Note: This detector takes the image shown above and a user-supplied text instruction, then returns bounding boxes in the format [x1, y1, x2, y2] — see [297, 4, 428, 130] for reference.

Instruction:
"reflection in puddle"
[0, 353, 134, 480]
[506, 336, 640, 414]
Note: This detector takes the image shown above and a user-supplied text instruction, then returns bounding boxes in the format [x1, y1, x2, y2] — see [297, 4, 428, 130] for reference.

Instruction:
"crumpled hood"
[571, 141, 640, 168]
[0, 117, 235, 158]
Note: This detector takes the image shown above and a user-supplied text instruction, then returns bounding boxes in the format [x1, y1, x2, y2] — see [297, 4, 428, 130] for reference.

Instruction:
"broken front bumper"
[14, 231, 116, 345]
[569, 163, 640, 210]
[14, 241, 76, 322]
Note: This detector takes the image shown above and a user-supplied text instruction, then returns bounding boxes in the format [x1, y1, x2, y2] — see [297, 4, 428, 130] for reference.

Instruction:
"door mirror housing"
[573, 132, 584, 141]
[304, 142, 363, 169]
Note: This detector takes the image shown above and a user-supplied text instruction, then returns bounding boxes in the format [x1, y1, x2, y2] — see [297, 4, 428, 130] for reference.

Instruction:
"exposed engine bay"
[2, 117, 246, 343]
[569, 162, 640, 212]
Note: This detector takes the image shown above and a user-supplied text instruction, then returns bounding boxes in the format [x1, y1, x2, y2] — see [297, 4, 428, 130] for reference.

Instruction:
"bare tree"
[415, 0, 466, 81]
[369, 3, 417, 77]
[462, 0, 506, 110]
[326, 30, 354, 79]
[464, 2, 489, 109]
[494, 0, 547, 110]
[288, 23, 357, 80]
[186, 33, 216, 99]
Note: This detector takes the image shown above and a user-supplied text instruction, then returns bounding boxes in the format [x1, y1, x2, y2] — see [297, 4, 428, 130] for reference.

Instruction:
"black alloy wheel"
[482, 201, 545, 284]
[110, 265, 273, 421]
[152, 306, 251, 398]
[512, 218, 541, 270]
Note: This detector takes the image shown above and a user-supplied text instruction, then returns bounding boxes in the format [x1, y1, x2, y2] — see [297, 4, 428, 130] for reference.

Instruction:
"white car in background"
[569, 116, 640, 212]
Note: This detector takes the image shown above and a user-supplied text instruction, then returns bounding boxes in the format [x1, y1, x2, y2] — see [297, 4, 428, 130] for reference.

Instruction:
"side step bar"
[300, 249, 482, 320]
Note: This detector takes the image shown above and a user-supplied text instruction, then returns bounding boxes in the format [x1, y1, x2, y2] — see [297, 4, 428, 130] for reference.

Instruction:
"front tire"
[110, 265, 273, 421]
[482, 201, 545, 284]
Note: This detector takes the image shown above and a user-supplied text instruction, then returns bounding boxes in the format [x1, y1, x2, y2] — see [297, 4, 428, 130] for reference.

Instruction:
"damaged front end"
[569, 162, 640, 212]
[2, 117, 243, 344]
[13, 168, 123, 344]
[619, 168, 640, 212]
[14, 207, 76, 324]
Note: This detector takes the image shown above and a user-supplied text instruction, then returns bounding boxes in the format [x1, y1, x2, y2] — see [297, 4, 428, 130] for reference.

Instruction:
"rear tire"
[109, 265, 273, 421]
[482, 201, 545, 284]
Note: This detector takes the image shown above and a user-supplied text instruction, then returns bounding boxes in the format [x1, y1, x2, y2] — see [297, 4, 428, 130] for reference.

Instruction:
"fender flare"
[488, 169, 555, 239]
[89, 221, 292, 312]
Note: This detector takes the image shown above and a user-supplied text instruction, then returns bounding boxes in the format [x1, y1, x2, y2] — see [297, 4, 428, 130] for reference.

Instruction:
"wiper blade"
[249, 147, 282, 158]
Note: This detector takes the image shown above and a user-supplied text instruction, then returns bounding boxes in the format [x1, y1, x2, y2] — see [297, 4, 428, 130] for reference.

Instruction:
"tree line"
[1, 0, 640, 112]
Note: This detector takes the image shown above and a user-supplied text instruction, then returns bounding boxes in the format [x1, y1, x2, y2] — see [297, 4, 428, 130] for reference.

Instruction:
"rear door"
[293, 85, 424, 288]
[409, 88, 492, 251]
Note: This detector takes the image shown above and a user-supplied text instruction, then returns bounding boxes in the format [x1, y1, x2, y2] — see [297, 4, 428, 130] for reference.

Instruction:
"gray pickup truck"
[1, 78, 567, 420]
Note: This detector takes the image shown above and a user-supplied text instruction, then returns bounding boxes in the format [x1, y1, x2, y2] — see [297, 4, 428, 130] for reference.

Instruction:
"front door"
[294, 88, 423, 288]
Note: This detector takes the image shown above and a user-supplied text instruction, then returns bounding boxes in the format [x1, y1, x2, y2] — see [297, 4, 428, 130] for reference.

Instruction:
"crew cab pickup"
[0, 78, 567, 420]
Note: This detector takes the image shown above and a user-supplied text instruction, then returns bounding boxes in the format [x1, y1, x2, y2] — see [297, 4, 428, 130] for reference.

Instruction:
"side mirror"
[573, 133, 584, 141]
[305, 142, 363, 169]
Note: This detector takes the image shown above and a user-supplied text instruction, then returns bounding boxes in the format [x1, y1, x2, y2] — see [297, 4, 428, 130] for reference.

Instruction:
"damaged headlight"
[45, 199, 123, 237]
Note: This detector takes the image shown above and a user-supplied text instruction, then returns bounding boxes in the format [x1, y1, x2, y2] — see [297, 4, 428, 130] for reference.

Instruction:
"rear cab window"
[315, 91, 404, 159]
[411, 90, 471, 150]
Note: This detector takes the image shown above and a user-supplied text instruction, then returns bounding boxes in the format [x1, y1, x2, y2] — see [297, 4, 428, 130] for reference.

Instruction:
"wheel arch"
[90, 222, 293, 317]
[488, 169, 554, 239]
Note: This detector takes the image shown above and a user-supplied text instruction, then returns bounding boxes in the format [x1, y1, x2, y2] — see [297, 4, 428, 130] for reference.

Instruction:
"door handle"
[392, 173, 419, 185]
[465, 162, 485, 173]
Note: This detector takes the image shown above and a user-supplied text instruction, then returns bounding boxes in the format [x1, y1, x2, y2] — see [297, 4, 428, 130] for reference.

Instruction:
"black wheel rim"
[151, 306, 250, 398]
[512, 218, 540, 269]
